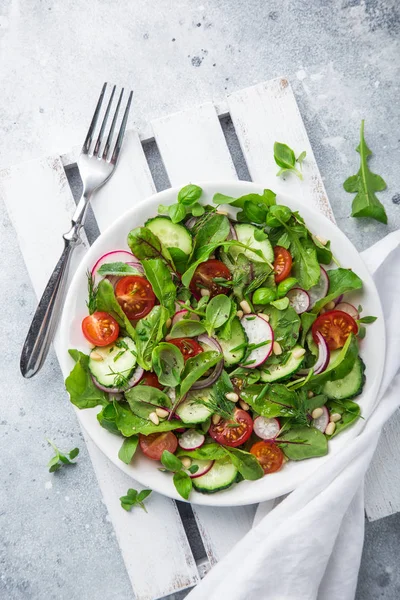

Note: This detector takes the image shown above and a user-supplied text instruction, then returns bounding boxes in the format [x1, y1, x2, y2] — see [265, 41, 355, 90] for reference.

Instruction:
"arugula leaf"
[274, 142, 306, 180]
[113, 401, 187, 437]
[344, 120, 387, 224]
[223, 447, 264, 480]
[178, 184, 203, 205]
[142, 258, 176, 316]
[152, 342, 184, 387]
[97, 262, 142, 277]
[277, 425, 328, 460]
[193, 214, 230, 255]
[311, 236, 333, 265]
[127, 227, 176, 273]
[135, 306, 169, 369]
[286, 225, 320, 290]
[312, 269, 363, 313]
[96, 279, 137, 341]
[47, 439, 79, 473]
[173, 470, 193, 500]
[204, 294, 231, 335]
[120, 488, 152, 512]
[161, 450, 183, 472]
[66, 350, 109, 409]
[180, 351, 223, 397]
[169, 320, 206, 339]
[118, 436, 139, 464]
[86, 270, 97, 315]
[326, 399, 361, 436]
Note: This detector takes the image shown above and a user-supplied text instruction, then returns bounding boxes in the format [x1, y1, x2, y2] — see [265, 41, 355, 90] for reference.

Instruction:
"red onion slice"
[192, 335, 224, 389]
[313, 331, 330, 375]
[91, 365, 144, 394]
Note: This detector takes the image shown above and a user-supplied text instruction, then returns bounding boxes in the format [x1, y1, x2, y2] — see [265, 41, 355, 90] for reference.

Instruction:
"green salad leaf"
[312, 269, 363, 313]
[180, 351, 223, 397]
[96, 279, 137, 341]
[277, 425, 328, 460]
[112, 401, 188, 437]
[118, 436, 139, 464]
[152, 342, 184, 387]
[66, 350, 108, 409]
[173, 471, 193, 500]
[169, 320, 206, 339]
[142, 258, 176, 316]
[193, 214, 230, 254]
[204, 294, 231, 335]
[273, 142, 306, 180]
[135, 305, 169, 370]
[120, 488, 152, 512]
[326, 399, 361, 437]
[47, 439, 79, 473]
[224, 447, 264, 480]
[127, 226, 176, 273]
[97, 262, 142, 277]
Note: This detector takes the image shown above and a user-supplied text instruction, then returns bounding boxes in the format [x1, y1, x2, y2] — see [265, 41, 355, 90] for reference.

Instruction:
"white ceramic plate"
[59, 181, 385, 506]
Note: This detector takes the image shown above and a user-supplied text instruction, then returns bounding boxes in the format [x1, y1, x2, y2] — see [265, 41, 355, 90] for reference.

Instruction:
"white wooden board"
[0, 152, 200, 600]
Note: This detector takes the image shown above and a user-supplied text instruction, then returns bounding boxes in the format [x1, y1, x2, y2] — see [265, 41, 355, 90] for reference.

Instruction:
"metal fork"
[20, 83, 133, 378]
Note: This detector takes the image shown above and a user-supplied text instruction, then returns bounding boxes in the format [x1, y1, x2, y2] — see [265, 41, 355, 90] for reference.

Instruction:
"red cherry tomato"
[140, 372, 163, 390]
[81, 311, 119, 346]
[250, 440, 284, 474]
[312, 309, 358, 351]
[169, 337, 203, 361]
[190, 259, 232, 298]
[209, 408, 253, 448]
[139, 432, 178, 461]
[273, 246, 292, 283]
[115, 276, 155, 320]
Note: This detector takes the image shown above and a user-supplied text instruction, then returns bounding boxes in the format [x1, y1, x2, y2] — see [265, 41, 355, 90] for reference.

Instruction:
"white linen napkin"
[187, 230, 400, 600]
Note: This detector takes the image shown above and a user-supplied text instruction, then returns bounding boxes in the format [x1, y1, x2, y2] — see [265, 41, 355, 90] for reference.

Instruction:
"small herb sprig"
[86, 270, 98, 315]
[120, 488, 152, 512]
[158, 184, 204, 224]
[274, 142, 306, 180]
[47, 439, 79, 473]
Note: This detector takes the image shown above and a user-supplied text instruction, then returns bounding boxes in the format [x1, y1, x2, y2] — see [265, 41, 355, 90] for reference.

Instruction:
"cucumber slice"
[89, 337, 137, 388]
[192, 457, 238, 493]
[175, 388, 214, 424]
[216, 317, 247, 366]
[146, 217, 192, 255]
[323, 357, 365, 400]
[230, 224, 274, 263]
[260, 345, 305, 382]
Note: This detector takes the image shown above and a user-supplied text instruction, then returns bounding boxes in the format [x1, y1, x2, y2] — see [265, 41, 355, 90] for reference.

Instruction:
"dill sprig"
[86, 270, 98, 315]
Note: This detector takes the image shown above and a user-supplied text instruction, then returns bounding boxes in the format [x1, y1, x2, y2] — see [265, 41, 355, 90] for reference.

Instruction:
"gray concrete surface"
[1, 0, 399, 599]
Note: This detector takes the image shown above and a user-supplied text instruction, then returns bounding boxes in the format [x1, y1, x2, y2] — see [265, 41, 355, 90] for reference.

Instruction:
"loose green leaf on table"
[152, 342, 184, 387]
[120, 488, 152, 512]
[66, 350, 109, 409]
[274, 142, 306, 180]
[47, 439, 79, 473]
[142, 258, 176, 316]
[118, 436, 139, 464]
[344, 120, 387, 224]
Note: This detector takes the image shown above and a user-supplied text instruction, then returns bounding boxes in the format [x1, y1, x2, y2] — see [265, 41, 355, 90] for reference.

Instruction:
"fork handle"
[20, 224, 82, 378]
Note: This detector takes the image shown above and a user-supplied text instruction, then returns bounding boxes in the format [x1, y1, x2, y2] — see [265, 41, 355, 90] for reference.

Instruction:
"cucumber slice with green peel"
[216, 317, 247, 366]
[260, 345, 305, 382]
[89, 337, 137, 388]
[323, 357, 365, 400]
[192, 457, 238, 493]
[175, 388, 214, 424]
[230, 224, 274, 263]
[145, 217, 192, 255]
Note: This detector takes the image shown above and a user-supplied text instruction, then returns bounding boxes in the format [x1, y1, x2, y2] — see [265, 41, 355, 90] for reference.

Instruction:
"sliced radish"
[240, 314, 274, 368]
[91, 365, 144, 393]
[172, 309, 200, 326]
[178, 430, 205, 450]
[185, 459, 214, 479]
[313, 331, 330, 375]
[335, 302, 359, 320]
[287, 288, 310, 314]
[312, 406, 330, 433]
[91, 250, 140, 283]
[254, 416, 280, 440]
[308, 266, 329, 308]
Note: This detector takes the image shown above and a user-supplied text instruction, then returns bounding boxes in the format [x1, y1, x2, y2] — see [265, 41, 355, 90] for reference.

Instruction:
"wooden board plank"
[0, 153, 200, 600]
[227, 78, 335, 223]
[152, 103, 258, 566]
[152, 102, 237, 184]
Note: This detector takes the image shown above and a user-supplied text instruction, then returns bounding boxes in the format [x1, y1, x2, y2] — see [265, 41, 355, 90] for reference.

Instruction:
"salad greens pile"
[65, 184, 375, 499]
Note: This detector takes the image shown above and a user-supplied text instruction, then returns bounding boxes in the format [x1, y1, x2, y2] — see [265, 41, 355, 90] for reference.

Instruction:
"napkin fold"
[187, 230, 400, 600]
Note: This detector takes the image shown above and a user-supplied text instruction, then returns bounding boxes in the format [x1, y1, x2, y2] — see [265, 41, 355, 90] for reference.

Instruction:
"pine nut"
[325, 422, 336, 436]
[212, 414, 221, 425]
[201, 288, 210, 297]
[315, 235, 327, 246]
[273, 341, 282, 356]
[180, 457, 192, 468]
[225, 392, 239, 402]
[90, 351, 103, 361]
[239, 400, 249, 411]
[330, 413, 341, 423]
[259, 313, 270, 322]
[292, 348, 306, 360]
[166, 318, 172, 329]
[311, 407, 323, 419]
[155, 408, 169, 419]
[165, 334, 172, 341]
[217, 210, 228, 216]
[149, 412, 159, 425]
[307, 390, 314, 398]
[325, 301, 335, 310]
[320, 308, 326, 314]
[236, 310, 244, 319]
[240, 300, 252, 314]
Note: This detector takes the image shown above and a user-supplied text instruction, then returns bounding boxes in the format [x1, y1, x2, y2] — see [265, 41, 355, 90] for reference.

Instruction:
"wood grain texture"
[152, 103, 259, 565]
[227, 78, 335, 223]
[0, 154, 200, 600]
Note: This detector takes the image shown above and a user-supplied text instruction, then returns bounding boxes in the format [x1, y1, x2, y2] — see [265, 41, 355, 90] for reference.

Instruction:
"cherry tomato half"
[139, 432, 178, 461]
[190, 259, 232, 298]
[169, 337, 203, 361]
[209, 408, 253, 448]
[115, 276, 156, 320]
[140, 372, 163, 390]
[82, 311, 119, 346]
[312, 309, 358, 351]
[273, 246, 292, 283]
[250, 440, 284, 474]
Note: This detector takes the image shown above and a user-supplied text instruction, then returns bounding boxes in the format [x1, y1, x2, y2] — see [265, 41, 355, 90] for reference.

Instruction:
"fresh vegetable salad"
[65, 184, 375, 499]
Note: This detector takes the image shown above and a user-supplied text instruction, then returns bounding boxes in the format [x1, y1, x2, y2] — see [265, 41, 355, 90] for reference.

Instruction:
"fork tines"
[82, 83, 133, 164]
